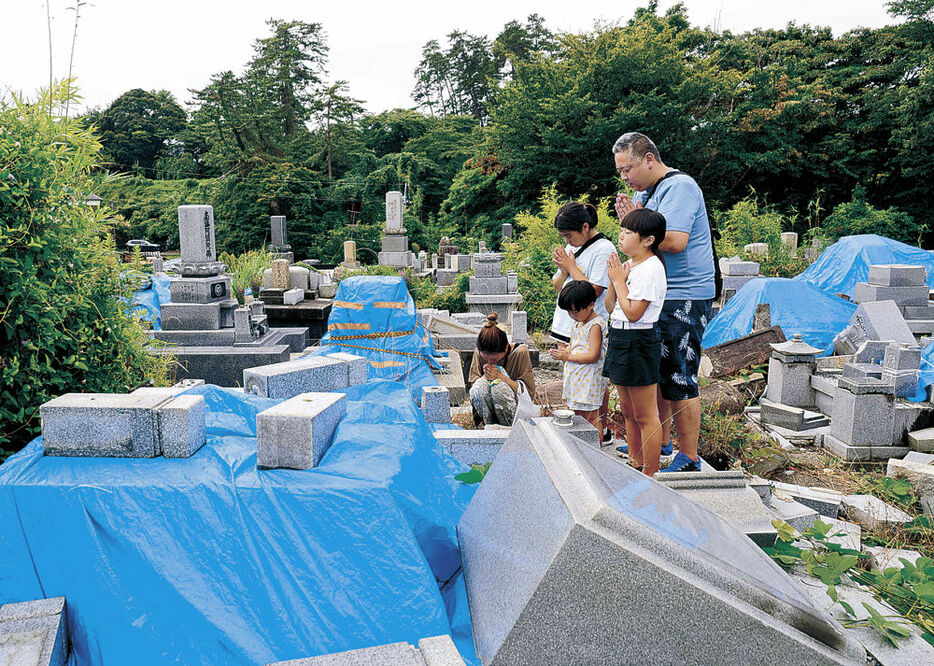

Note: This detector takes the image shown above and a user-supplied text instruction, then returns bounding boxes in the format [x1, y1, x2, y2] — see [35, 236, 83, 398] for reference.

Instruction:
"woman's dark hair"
[557, 280, 597, 312]
[554, 201, 598, 233]
[477, 312, 509, 354]
[621, 208, 667, 272]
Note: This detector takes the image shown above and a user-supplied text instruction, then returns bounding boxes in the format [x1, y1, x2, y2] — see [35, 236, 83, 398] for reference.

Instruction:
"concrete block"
[821, 434, 909, 461]
[908, 428, 934, 452]
[722, 260, 760, 276]
[380, 234, 409, 252]
[169, 276, 232, 304]
[853, 340, 890, 364]
[421, 386, 451, 424]
[769, 482, 843, 518]
[854, 283, 929, 307]
[867, 264, 927, 287]
[767, 494, 819, 533]
[509, 310, 528, 344]
[473, 255, 503, 278]
[433, 428, 510, 465]
[378, 250, 413, 267]
[0, 596, 68, 666]
[506, 272, 518, 294]
[841, 362, 883, 380]
[243, 356, 348, 399]
[458, 420, 863, 665]
[326, 352, 368, 386]
[288, 266, 310, 291]
[887, 457, 934, 496]
[283, 288, 304, 305]
[264, 634, 464, 665]
[160, 302, 222, 330]
[40, 393, 163, 457]
[436, 269, 456, 287]
[157, 394, 206, 458]
[256, 392, 346, 469]
[865, 545, 923, 571]
[468, 276, 508, 295]
[842, 494, 913, 529]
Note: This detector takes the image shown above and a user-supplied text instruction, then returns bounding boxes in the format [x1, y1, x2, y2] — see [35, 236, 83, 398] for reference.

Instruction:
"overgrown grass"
[218, 247, 277, 303]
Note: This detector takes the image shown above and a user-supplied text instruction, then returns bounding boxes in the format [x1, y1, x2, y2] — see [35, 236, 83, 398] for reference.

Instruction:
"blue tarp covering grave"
[793, 234, 934, 298]
[303, 276, 445, 399]
[0, 380, 478, 665]
[129, 273, 171, 330]
[702, 277, 857, 355]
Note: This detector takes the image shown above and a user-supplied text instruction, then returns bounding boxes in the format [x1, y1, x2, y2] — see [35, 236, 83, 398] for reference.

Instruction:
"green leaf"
[911, 581, 934, 603]
[839, 600, 856, 618]
[772, 519, 797, 542]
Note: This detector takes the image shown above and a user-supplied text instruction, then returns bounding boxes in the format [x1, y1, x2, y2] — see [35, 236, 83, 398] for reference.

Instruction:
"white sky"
[1, 1, 897, 115]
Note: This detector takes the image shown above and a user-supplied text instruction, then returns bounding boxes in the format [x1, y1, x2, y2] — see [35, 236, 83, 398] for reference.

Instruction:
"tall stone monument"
[377, 191, 414, 268]
[268, 215, 294, 263]
[152, 205, 309, 385]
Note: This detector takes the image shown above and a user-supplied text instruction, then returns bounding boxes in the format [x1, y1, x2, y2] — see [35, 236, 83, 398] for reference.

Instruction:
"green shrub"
[716, 195, 785, 257]
[0, 86, 172, 454]
[218, 248, 276, 303]
[822, 186, 926, 245]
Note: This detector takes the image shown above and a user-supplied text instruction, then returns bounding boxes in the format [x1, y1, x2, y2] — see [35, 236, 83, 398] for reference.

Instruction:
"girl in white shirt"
[603, 209, 668, 476]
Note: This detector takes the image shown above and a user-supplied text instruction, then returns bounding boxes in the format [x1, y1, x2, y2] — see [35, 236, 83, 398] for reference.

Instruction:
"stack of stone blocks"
[40, 382, 207, 459]
[465, 251, 523, 317]
[436, 252, 472, 287]
[0, 596, 69, 666]
[456, 419, 864, 664]
[261, 258, 324, 306]
[718, 256, 763, 305]
[377, 191, 415, 268]
[855, 264, 934, 337]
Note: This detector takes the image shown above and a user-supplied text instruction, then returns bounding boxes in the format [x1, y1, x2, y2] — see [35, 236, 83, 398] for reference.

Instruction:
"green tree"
[90, 88, 187, 175]
[0, 85, 171, 453]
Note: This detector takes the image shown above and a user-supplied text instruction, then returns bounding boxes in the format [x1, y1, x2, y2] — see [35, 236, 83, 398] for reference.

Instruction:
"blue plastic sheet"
[702, 278, 857, 354]
[305, 276, 444, 398]
[0, 380, 478, 665]
[794, 234, 934, 298]
[129, 274, 171, 330]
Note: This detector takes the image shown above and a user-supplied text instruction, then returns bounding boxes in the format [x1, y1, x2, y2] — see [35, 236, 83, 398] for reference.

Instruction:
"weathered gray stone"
[908, 427, 934, 452]
[902, 305, 934, 320]
[904, 450, 934, 464]
[722, 275, 757, 291]
[854, 282, 929, 306]
[178, 205, 219, 266]
[385, 191, 404, 230]
[433, 428, 510, 464]
[436, 269, 456, 287]
[759, 397, 808, 430]
[765, 358, 814, 408]
[506, 272, 518, 294]
[882, 368, 919, 398]
[830, 386, 893, 446]
[40, 393, 163, 457]
[458, 420, 863, 665]
[158, 394, 206, 458]
[767, 493, 820, 533]
[421, 385, 451, 424]
[722, 260, 760, 276]
[865, 545, 924, 571]
[821, 434, 909, 461]
[542, 414, 600, 447]
[257, 392, 346, 470]
[841, 362, 883, 380]
[465, 293, 523, 317]
[234, 306, 255, 344]
[326, 352, 368, 386]
[887, 457, 934, 496]
[473, 255, 503, 278]
[509, 310, 527, 344]
[842, 494, 912, 529]
[264, 634, 464, 666]
[288, 266, 309, 291]
[151, 257, 164, 273]
[867, 264, 927, 287]
[270, 215, 288, 249]
[160, 302, 222, 331]
[836, 376, 891, 395]
[853, 340, 890, 364]
[833, 300, 915, 355]
[0, 596, 68, 666]
[780, 232, 798, 253]
[318, 282, 337, 299]
[769, 482, 843, 518]
[381, 234, 409, 252]
[501, 223, 513, 239]
[744, 242, 769, 256]
[244, 356, 348, 399]
[469, 277, 508, 295]
[377, 250, 413, 267]
[883, 343, 922, 372]
[449, 254, 472, 272]
[434, 351, 467, 405]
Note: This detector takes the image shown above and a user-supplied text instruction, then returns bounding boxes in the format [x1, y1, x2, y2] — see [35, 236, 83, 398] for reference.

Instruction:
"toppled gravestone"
[265, 634, 464, 665]
[256, 392, 346, 469]
[0, 596, 68, 666]
[457, 420, 864, 664]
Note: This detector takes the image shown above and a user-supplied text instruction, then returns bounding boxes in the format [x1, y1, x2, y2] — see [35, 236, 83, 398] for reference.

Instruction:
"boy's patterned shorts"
[658, 299, 712, 402]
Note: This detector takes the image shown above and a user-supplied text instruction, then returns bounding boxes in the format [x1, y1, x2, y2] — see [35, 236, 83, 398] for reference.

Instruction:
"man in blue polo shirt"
[612, 132, 715, 472]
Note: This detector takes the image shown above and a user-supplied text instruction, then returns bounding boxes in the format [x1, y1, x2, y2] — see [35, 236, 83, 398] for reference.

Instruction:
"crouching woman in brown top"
[467, 313, 536, 426]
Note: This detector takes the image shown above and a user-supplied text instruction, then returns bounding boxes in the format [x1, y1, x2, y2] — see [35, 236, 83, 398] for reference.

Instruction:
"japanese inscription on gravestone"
[385, 191, 403, 230]
[203, 210, 213, 260]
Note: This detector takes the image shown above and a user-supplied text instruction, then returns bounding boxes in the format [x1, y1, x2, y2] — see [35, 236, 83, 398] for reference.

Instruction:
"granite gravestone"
[457, 420, 864, 665]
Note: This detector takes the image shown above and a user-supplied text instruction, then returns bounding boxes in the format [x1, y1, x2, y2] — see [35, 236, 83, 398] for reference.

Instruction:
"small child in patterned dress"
[549, 280, 608, 433]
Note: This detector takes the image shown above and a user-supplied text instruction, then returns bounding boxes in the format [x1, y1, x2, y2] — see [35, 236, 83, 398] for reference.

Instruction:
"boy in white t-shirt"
[603, 209, 668, 476]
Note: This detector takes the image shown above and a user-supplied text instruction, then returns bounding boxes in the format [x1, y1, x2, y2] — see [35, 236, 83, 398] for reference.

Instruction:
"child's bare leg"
[617, 386, 642, 467]
[573, 408, 601, 435]
[630, 384, 663, 476]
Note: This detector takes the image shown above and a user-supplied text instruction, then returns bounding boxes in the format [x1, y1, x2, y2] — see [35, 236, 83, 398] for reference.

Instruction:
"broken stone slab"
[458, 420, 863, 664]
[769, 482, 844, 519]
[705, 325, 785, 379]
[243, 356, 349, 399]
[868, 264, 928, 287]
[820, 517, 861, 551]
[792, 573, 934, 666]
[833, 300, 916, 355]
[657, 469, 777, 546]
[157, 393, 207, 458]
[265, 634, 465, 666]
[886, 457, 934, 496]
[767, 493, 820, 533]
[432, 428, 510, 465]
[853, 340, 890, 364]
[426, 313, 480, 337]
[904, 450, 934, 464]
[841, 362, 883, 380]
[759, 398, 831, 431]
[864, 545, 924, 572]
[256, 392, 346, 470]
[421, 385, 451, 424]
[0, 596, 68, 666]
[820, 433, 909, 462]
[841, 494, 912, 530]
[283, 288, 304, 305]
